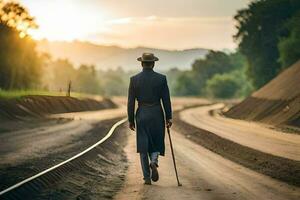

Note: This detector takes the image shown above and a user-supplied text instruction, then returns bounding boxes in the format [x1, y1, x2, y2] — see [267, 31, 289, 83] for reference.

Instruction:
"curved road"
[180, 104, 300, 161]
[2, 100, 300, 199]
[115, 129, 300, 200]
[0, 107, 125, 166]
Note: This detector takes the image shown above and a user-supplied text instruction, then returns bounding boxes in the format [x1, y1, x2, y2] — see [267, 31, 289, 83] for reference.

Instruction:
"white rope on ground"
[0, 118, 127, 196]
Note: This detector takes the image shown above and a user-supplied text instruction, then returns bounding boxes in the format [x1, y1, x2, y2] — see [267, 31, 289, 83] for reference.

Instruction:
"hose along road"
[0, 106, 127, 199]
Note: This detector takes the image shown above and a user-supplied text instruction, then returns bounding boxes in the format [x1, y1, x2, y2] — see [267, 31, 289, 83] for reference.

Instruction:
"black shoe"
[144, 179, 152, 185]
[150, 163, 159, 182]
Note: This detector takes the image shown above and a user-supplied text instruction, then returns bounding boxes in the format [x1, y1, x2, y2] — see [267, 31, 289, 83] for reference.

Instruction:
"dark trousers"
[140, 152, 159, 180]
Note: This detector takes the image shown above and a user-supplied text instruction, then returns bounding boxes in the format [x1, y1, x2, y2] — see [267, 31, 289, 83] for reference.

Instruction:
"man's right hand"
[166, 119, 172, 128]
[129, 122, 135, 131]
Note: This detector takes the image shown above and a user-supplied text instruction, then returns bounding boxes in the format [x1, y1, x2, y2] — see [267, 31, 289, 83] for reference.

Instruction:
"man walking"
[127, 53, 172, 185]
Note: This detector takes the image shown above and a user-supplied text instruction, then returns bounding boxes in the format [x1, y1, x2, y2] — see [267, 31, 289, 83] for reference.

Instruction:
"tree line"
[1, 0, 300, 99]
[169, 51, 252, 98]
[0, 1, 108, 95]
[42, 58, 134, 96]
[0, 1, 42, 89]
[235, 0, 300, 88]
[168, 0, 300, 98]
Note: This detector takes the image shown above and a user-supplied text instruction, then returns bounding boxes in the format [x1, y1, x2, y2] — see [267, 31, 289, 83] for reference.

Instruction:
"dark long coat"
[127, 68, 172, 156]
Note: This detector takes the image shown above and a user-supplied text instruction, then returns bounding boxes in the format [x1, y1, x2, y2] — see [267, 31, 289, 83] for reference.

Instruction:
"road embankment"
[224, 95, 300, 128]
[0, 95, 116, 120]
[224, 60, 300, 128]
[0, 117, 128, 200]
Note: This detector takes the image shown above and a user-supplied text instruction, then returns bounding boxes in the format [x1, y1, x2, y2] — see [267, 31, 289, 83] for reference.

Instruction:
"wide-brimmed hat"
[137, 53, 159, 62]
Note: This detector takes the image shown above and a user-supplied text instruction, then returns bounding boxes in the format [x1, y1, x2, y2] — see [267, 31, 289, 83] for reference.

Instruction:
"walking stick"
[167, 127, 182, 186]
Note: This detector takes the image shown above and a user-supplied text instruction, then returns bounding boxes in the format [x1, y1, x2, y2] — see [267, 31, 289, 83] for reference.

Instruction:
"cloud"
[108, 17, 133, 24]
[86, 16, 237, 50]
[20, 0, 246, 50]
[107, 16, 232, 24]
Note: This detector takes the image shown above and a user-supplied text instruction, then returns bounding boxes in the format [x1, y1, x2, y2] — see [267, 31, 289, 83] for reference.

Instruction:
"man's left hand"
[129, 122, 135, 131]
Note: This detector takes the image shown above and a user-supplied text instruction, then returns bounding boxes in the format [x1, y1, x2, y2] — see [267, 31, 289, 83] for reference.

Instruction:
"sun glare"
[20, 0, 245, 49]
[19, 31, 26, 38]
[25, 1, 107, 41]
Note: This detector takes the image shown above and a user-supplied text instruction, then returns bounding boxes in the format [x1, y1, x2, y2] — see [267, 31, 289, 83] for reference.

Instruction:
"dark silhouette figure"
[127, 53, 172, 185]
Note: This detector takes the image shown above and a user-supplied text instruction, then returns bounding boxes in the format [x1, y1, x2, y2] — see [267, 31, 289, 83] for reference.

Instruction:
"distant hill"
[37, 40, 208, 71]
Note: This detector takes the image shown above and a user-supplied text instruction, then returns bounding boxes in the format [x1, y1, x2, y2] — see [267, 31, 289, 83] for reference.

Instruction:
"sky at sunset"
[20, 0, 250, 50]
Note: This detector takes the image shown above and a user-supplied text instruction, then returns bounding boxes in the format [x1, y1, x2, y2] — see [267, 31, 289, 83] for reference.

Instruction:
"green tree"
[229, 51, 246, 70]
[164, 67, 182, 95]
[278, 12, 300, 68]
[234, 0, 300, 88]
[74, 65, 102, 94]
[173, 50, 243, 96]
[192, 51, 235, 79]
[228, 69, 254, 97]
[49, 59, 77, 91]
[100, 68, 127, 96]
[191, 50, 238, 94]
[206, 73, 240, 99]
[0, 1, 42, 89]
[174, 71, 199, 96]
[0, 1, 37, 36]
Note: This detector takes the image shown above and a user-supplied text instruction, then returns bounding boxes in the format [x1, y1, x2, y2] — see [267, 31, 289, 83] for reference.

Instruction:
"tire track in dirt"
[0, 118, 128, 200]
[174, 110, 300, 186]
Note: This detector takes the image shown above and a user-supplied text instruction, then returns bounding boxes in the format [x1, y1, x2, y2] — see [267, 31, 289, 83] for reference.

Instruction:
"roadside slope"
[225, 60, 300, 127]
[0, 95, 116, 120]
[180, 104, 300, 161]
[177, 106, 300, 186]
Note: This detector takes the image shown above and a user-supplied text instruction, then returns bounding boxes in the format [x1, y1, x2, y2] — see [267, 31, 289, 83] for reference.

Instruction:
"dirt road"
[2, 100, 299, 199]
[115, 129, 300, 200]
[0, 107, 125, 166]
[180, 104, 300, 161]
[0, 107, 125, 191]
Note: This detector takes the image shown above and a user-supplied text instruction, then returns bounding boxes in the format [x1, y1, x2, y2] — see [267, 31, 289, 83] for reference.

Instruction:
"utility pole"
[67, 80, 72, 97]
